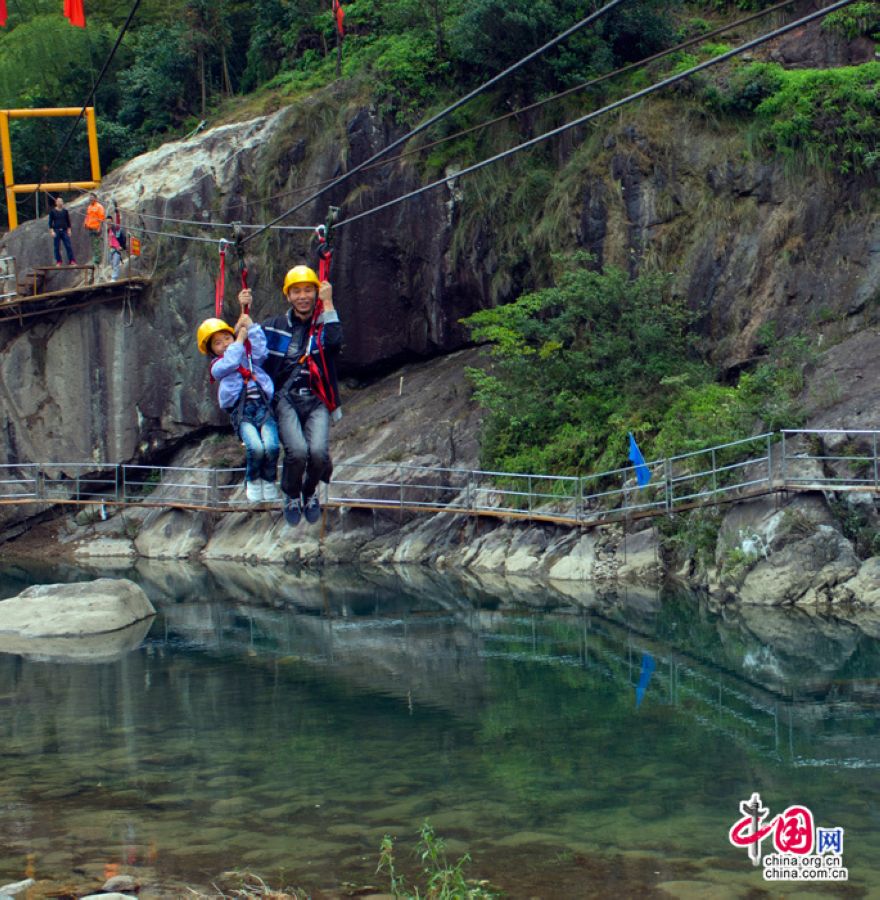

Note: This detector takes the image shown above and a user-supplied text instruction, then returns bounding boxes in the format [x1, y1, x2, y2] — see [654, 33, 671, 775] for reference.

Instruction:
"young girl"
[197, 315, 281, 503]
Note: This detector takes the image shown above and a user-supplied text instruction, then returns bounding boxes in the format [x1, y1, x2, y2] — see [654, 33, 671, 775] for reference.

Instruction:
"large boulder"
[0, 577, 154, 637]
[734, 525, 860, 605]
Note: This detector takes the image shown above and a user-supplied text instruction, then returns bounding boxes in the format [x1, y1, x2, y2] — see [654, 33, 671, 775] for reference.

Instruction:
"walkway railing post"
[874, 433, 878, 489]
[528, 475, 533, 514]
[766, 433, 772, 488]
[35, 469, 45, 501]
[781, 431, 787, 488]
[399, 469, 404, 510]
[664, 458, 673, 512]
[466, 471, 472, 511]
[578, 476, 583, 524]
[210, 468, 219, 508]
[114, 464, 121, 504]
[711, 448, 718, 495]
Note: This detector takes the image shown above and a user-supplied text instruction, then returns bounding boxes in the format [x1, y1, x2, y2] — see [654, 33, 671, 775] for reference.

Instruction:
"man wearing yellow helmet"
[238, 264, 342, 526]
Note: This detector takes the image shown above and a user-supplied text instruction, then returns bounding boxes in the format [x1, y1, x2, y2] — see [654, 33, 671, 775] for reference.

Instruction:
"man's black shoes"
[284, 496, 303, 526]
[304, 494, 321, 524]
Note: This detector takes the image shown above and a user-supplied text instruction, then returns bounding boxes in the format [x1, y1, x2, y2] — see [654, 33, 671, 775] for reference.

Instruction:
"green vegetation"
[378, 821, 498, 899]
[707, 61, 880, 174]
[658, 507, 722, 571]
[831, 498, 880, 560]
[821, 1, 880, 40]
[463, 253, 809, 475]
[0, 0, 875, 228]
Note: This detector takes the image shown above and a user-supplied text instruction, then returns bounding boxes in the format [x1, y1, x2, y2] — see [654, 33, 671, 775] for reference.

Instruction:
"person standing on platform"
[47, 196, 76, 266]
[83, 193, 106, 265]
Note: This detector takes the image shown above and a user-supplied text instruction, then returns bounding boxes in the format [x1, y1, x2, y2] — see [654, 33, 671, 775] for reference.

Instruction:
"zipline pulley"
[314, 206, 340, 282]
[231, 221, 250, 306]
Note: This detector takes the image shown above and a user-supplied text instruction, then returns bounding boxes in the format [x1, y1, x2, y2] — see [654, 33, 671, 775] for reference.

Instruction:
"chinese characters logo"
[728, 793, 847, 882]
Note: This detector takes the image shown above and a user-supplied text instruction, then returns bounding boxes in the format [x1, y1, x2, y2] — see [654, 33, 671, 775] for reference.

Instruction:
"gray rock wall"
[1, 90, 877, 470]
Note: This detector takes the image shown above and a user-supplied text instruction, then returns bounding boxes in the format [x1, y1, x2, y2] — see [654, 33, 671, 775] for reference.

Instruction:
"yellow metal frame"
[0, 107, 102, 230]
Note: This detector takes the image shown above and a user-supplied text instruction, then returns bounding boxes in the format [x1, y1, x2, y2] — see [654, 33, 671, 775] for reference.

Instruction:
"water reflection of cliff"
[2, 558, 880, 770]
[133, 561, 880, 769]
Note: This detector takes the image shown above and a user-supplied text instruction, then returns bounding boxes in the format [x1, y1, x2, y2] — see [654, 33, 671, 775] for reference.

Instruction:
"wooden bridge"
[0, 429, 877, 530]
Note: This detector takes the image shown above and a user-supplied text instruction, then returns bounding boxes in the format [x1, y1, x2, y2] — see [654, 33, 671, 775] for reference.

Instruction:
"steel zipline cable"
[332, 0, 860, 231]
[225, 0, 801, 215]
[239, 0, 629, 246]
[90, 0, 851, 252]
[33, 0, 143, 198]
[65, 0, 800, 246]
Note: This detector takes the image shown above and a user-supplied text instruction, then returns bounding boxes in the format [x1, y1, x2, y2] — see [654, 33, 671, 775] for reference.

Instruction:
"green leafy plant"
[719, 545, 760, 578]
[830, 498, 880, 559]
[821, 1, 880, 40]
[658, 507, 722, 571]
[378, 821, 498, 899]
[464, 255, 810, 479]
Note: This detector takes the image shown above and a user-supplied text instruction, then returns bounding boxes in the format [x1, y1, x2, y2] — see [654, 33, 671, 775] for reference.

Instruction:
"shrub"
[821, 1, 880, 40]
[465, 256, 812, 477]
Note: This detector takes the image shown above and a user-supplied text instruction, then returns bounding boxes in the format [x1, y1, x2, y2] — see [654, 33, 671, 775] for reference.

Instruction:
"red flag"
[333, 0, 344, 36]
[64, 0, 86, 28]
[0, 1, 7, 27]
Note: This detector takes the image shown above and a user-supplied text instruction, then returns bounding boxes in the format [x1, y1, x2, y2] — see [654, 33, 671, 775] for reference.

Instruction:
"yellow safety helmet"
[197, 317, 234, 355]
[282, 265, 320, 296]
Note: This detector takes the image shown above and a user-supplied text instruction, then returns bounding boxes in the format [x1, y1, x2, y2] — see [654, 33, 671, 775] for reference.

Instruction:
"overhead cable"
[115, 209, 315, 231]
[240, 0, 628, 244]
[127, 224, 222, 245]
[334, 0, 859, 230]
[230, 0, 800, 214]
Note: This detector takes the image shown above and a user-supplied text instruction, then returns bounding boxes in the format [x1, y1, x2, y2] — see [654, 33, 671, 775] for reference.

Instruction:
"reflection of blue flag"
[635, 652, 656, 708]
[628, 433, 651, 487]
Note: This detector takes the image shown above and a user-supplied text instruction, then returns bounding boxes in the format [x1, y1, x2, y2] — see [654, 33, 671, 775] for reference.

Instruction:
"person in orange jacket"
[84, 193, 106, 265]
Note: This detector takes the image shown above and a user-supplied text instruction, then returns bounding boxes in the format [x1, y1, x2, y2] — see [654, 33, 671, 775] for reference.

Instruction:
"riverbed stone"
[736, 525, 860, 604]
[73, 537, 137, 560]
[829, 557, 880, 605]
[102, 875, 139, 893]
[547, 532, 599, 580]
[134, 508, 210, 558]
[0, 578, 154, 636]
[0, 880, 34, 897]
[617, 527, 662, 585]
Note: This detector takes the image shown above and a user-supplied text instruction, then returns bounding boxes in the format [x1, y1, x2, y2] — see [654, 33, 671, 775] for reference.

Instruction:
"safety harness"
[301, 207, 340, 412]
[210, 233, 262, 420]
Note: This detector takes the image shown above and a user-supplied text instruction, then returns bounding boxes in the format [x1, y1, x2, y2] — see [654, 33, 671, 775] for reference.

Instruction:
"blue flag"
[635, 651, 656, 708]
[628, 433, 651, 487]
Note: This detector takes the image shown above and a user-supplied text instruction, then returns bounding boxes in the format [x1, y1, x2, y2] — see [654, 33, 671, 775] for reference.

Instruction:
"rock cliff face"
[0, 75, 878, 602]
[1, 85, 877, 468]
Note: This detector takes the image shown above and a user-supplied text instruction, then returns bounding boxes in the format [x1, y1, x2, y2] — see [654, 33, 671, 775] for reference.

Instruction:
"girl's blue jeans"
[237, 399, 280, 483]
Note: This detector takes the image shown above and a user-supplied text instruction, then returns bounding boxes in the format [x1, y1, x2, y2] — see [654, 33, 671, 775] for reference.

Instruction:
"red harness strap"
[301, 313, 338, 412]
[214, 243, 227, 318]
[209, 359, 255, 385]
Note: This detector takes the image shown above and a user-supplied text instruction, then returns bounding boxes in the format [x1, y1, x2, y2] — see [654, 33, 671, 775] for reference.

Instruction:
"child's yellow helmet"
[282, 265, 320, 295]
[197, 317, 234, 355]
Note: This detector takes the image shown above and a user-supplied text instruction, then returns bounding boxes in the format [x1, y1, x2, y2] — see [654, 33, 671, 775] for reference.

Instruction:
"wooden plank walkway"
[0, 479, 876, 530]
[0, 276, 149, 323]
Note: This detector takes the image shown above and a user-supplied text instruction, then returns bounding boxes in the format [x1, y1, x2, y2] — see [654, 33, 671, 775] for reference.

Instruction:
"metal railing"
[781, 429, 880, 490]
[0, 428, 877, 524]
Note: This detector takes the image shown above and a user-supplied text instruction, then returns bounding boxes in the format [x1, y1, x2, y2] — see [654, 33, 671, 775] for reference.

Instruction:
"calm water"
[0, 559, 878, 898]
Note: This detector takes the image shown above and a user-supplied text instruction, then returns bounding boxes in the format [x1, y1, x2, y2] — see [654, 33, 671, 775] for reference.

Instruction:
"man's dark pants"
[275, 392, 330, 500]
